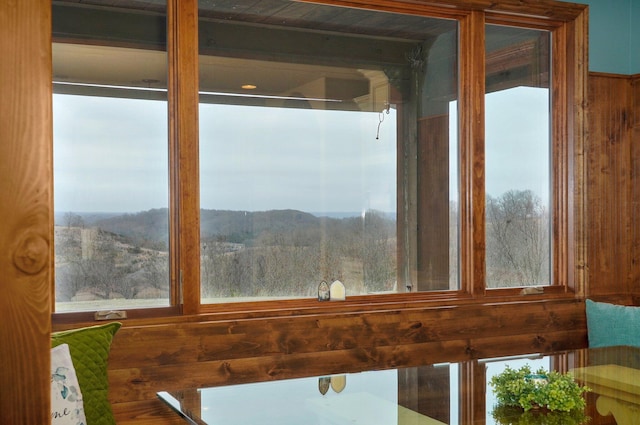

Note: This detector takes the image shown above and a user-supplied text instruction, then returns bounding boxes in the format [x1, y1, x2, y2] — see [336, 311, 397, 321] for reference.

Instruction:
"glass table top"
[158, 345, 640, 425]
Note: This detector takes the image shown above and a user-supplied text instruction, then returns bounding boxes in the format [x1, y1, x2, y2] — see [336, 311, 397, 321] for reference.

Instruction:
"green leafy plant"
[489, 365, 590, 412]
[491, 405, 590, 425]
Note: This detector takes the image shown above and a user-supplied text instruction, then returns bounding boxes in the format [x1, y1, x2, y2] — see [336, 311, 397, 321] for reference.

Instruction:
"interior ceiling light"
[241, 84, 257, 90]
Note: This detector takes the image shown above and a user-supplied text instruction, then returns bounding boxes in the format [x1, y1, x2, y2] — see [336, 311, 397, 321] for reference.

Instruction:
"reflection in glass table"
[158, 345, 640, 425]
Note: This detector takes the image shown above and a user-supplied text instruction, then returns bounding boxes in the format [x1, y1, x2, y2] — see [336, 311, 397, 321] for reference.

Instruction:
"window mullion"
[458, 10, 486, 296]
[168, 0, 200, 314]
[551, 15, 588, 295]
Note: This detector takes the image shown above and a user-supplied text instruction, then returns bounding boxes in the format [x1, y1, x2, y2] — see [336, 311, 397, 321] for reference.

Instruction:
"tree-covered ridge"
[65, 208, 363, 248]
[55, 209, 397, 302]
[54, 189, 549, 303]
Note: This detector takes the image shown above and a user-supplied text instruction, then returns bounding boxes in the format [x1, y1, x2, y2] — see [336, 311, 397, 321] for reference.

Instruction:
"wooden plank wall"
[632, 75, 640, 296]
[587, 73, 640, 296]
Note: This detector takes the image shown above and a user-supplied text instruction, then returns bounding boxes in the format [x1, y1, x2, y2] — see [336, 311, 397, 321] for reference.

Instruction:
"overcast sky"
[199, 103, 397, 213]
[53, 85, 548, 214]
[484, 86, 549, 203]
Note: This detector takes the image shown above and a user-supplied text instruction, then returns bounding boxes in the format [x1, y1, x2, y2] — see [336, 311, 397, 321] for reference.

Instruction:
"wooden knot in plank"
[13, 232, 48, 275]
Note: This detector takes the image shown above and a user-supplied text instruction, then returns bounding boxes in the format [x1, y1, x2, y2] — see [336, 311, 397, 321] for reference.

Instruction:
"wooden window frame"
[479, 11, 588, 298]
[52, 0, 587, 324]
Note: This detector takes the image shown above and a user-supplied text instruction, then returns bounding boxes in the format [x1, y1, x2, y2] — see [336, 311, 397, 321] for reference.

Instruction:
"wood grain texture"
[631, 75, 640, 294]
[0, 0, 52, 423]
[418, 115, 451, 290]
[168, 0, 201, 313]
[106, 309, 588, 424]
[587, 74, 633, 296]
[458, 9, 486, 296]
[317, 0, 586, 22]
[556, 7, 589, 295]
[105, 298, 587, 407]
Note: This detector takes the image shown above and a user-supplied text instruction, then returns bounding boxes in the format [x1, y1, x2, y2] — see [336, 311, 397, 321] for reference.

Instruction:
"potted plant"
[489, 364, 591, 424]
[491, 405, 590, 425]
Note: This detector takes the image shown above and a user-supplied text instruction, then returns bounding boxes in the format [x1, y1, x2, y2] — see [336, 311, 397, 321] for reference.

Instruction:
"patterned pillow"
[51, 343, 87, 425]
[51, 322, 122, 425]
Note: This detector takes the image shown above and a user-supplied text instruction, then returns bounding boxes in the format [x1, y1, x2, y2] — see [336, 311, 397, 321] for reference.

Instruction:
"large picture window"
[51, 0, 584, 316]
[197, 2, 458, 302]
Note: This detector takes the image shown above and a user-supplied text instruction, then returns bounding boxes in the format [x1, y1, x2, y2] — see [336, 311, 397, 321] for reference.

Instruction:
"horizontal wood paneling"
[107, 299, 587, 408]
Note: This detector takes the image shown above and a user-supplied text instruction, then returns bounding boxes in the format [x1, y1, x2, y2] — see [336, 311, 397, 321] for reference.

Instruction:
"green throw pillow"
[51, 322, 122, 425]
[585, 299, 640, 348]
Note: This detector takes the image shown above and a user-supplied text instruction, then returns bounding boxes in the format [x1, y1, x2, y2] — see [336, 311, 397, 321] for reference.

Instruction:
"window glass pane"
[53, 1, 169, 312]
[484, 24, 551, 288]
[417, 28, 460, 292]
[198, 1, 458, 302]
[193, 364, 458, 424]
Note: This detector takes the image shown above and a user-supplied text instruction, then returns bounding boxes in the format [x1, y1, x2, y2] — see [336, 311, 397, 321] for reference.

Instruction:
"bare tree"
[59, 228, 138, 300]
[199, 210, 397, 299]
[63, 212, 84, 228]
[142, 251, 170, 291]
[486, 190, 549, 287]
[361, 210, 396, 292]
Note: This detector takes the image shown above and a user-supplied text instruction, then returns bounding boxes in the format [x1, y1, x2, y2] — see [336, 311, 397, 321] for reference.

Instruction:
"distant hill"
[54, 208, 398, 301]
[93, 208, 170, 250]
[58, 208, 394, 250]
[68, 208, 329, 249]
[200, 209, 320, 242]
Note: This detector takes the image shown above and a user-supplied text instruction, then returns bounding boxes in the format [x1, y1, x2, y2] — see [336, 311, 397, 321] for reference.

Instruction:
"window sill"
[52, 287, 579, 331]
